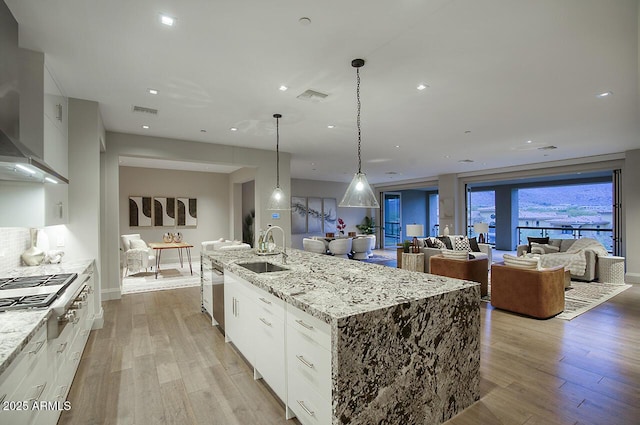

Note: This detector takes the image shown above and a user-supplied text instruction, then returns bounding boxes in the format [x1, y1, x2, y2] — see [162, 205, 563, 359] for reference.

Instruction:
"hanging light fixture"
[339, 59, 380, 208]
[267, 113, 289, 210]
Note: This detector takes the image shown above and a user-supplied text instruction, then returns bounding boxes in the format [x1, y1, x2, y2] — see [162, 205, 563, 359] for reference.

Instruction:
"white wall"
[290, 178, 373, 249]
[118, 166, 230, 259]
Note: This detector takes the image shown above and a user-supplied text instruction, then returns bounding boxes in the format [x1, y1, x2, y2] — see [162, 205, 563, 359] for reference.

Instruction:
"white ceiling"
[6, 0, 640, 183]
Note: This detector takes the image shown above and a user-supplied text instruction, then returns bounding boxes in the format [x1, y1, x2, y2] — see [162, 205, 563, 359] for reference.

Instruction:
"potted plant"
[356, 216, 377, 235]
[242, 209, 255, 247]
[403, 240, 411, 253]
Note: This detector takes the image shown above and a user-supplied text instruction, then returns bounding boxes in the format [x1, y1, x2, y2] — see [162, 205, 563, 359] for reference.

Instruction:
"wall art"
[129, 196, 152, 227]
[291, 196, 307, 234]
[307, 197, 323, 234]
[153, 197, 176, 227]
[177, 197, 197, 226]
[322, 198, 337, 233]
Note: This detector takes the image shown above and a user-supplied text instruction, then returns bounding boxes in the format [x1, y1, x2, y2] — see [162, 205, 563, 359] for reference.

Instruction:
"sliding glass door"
[383, 192, 401, 248]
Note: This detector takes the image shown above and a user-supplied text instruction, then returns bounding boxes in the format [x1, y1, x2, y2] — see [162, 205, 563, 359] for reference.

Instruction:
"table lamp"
[474, 222, 489, 244]
[406, 224, 424, 253]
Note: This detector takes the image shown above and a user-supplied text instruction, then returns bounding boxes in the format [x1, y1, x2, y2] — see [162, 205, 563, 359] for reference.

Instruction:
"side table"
[401, 252, 425, 273]
[598, 256, 625, 284]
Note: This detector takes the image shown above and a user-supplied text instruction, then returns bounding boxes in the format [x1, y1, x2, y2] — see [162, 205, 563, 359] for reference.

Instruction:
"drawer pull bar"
[29, 340, 45, 355]
[296, 355, 314, 369]
[55, 385, 69, 400]
[259, 318, 272, 327]
[28, 383, 47, 403]
[57, 342, 68, 353]
[295, 319, 314, 330]
[259, 297, 272, 305]
[297, 400, 315, 417]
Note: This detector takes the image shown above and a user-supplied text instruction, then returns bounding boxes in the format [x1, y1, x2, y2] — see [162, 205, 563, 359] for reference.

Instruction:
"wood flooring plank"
[59, 280, 640, 425]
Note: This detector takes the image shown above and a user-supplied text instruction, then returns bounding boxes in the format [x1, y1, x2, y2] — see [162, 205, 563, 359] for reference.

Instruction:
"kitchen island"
[205, 249, 480, 425]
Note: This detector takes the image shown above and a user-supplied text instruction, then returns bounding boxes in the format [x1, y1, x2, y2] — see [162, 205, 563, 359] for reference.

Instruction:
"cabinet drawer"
[253, 286, 285, 321]
[287, 327, 331, 401]
[0, 324, 48, 400]
[287, 373, 331, 425]
[255, 315, 285, 401]
[286, 304, 331, 351]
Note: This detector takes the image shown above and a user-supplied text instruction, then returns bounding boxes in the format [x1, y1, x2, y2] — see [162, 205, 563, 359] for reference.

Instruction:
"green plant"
[402, 240, 411, 253]
[355, 216, 377, 234]
[242, 209, 255, 247]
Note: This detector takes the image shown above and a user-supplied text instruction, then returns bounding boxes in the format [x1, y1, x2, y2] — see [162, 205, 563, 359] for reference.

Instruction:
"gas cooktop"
[0, 273, 77, 312]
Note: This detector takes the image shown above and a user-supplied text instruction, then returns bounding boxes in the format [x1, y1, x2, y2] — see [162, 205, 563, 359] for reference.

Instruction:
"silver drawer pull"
[297, 400, 315, 417]
[28, 340, 45, 355]
[72, 352, 81, 362]
[57, 342, 68, 353]
[295, 319, 314, 330]
[296, 355, 314, 369]
[27, 383, 47, 403]
[259, 318, 272, 327]
[55, 385, 68, 400]
[259, 297, 272, 305]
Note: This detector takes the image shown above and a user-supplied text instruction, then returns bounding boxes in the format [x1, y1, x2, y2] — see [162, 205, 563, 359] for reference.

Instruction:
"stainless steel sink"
[237, 262, 288, 273]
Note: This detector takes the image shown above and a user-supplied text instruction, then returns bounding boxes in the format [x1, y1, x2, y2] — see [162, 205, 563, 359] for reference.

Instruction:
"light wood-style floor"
[59, 283, 640, 425]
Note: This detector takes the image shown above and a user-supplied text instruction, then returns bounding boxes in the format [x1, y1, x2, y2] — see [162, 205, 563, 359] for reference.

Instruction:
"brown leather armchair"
[490, 263, 565, 319]
[429, 255, 488, 296]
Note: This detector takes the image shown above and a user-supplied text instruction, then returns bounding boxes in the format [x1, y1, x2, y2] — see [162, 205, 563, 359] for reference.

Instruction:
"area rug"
[122, 261, 201, 294]
[482, 279, 632, 320]
[362, 250, 397, 265]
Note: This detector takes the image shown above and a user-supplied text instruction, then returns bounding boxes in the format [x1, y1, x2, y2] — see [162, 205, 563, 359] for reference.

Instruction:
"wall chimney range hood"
[0, 129, 68, 184]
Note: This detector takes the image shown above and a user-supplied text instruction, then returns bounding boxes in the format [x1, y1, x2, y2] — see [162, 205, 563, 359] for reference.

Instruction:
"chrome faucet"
[263, 225, 287, 264]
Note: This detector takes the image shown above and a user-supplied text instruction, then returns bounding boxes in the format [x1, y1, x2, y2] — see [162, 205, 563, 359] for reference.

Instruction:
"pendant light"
[267, 113, 289, 210]
[339, 59, 380, 208]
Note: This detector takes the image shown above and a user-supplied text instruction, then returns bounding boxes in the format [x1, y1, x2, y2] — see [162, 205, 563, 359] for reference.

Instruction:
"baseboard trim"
[101, 287, 122, 301]
[92, 307, 104, 329]
[624, 272, 640, 284]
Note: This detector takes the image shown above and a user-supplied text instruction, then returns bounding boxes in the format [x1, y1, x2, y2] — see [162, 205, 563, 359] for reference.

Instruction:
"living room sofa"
[418, 235, 492, 273]
[516, 237, 606, 281]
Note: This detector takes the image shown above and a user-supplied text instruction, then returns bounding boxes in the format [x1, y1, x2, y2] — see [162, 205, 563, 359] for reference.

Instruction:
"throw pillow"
[424, 238, 436, 248]
[530, 242, 560, 255]
[441, 249, 469, 260]
[453, 236, 472, 252]
[527, 236, 549, 253]
[129, 239, 148, 250]
[468, 236, 481, 252]
[503, 254, 539, 269]
[437, 236, 453, 250]
[427, 237, 446, 249]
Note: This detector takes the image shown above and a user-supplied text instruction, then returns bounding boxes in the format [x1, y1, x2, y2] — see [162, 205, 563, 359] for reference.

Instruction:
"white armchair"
[121, 234, 156, 276]
[303, 238, 327, 254]
[328, 238, 352, 259]
[351, 237, 370, 260]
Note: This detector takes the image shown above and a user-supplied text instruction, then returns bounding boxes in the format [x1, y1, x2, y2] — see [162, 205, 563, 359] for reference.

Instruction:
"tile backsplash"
[0, 227, 30, 273]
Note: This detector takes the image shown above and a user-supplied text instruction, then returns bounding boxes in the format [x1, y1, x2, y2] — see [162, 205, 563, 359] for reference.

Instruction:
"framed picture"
[177, 197, 197, 226]
[153, 197, 176, 226]
[291, 196, 307, 234]
[322, 198, 337, 233]
[307, 197, 322, 234]
[129, 196, 152, 227]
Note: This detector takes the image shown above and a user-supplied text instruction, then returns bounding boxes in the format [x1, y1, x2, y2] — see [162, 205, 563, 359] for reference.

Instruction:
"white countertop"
[205, 249, 478, 324]
[0, 259, 94, 377]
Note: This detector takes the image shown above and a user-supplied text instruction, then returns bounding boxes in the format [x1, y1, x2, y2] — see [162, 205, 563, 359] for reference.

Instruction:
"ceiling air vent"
[296, 89, 329, 102]
[132, 105, 159, 115]
[538, 145, 557, 151]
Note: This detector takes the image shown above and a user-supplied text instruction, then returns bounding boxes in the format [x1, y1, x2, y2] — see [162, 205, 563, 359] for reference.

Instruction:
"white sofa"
[418, 235, 492, 273]
[201, 239, 251, 253]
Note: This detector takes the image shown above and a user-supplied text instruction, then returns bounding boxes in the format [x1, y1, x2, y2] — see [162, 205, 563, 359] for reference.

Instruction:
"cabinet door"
[253, 288, 286, 401]
[224, 272, 255, 365]
[44, 183, 68, 226]
[201, 256, 213, 318]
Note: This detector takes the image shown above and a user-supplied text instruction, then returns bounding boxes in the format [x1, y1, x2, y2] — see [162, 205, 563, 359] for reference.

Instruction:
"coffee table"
[148, 242, 194, 279]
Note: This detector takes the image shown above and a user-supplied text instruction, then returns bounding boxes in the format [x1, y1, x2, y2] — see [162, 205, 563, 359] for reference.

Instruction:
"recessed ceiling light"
[417, 84, 428, 91]
[311, 162, 316, 166]
[395, 145, 400, 148]
[279, 85, 288, 91]
[142, 125, 150, 129]
[526, 140, 533, 144]
[160, 14, 175, 26]
[148, 88, 158, 95]
[458, 159, 474, 163]
[230, 127, 238, 131]
[200, 129, 207, 133]
[327, 125, 335, 129]
[299, 17, 311, 25]
[596, 91, 612, 98]
[464, 130, 471, 134]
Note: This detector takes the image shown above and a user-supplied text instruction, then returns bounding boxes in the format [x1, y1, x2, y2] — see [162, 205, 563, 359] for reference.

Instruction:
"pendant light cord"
[275, 114, 280, 188]
[356, 67, 362, 174]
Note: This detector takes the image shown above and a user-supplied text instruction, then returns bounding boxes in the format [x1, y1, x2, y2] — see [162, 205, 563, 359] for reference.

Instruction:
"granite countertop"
[205, 249, 478, 324]
[0, 259, 94, 377]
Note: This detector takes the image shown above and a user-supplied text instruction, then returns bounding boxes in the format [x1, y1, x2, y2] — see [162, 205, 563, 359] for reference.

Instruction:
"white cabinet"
[252, 286, 286, 401]
[224, 271, 256, 364]
[286, 304, 332, 425]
